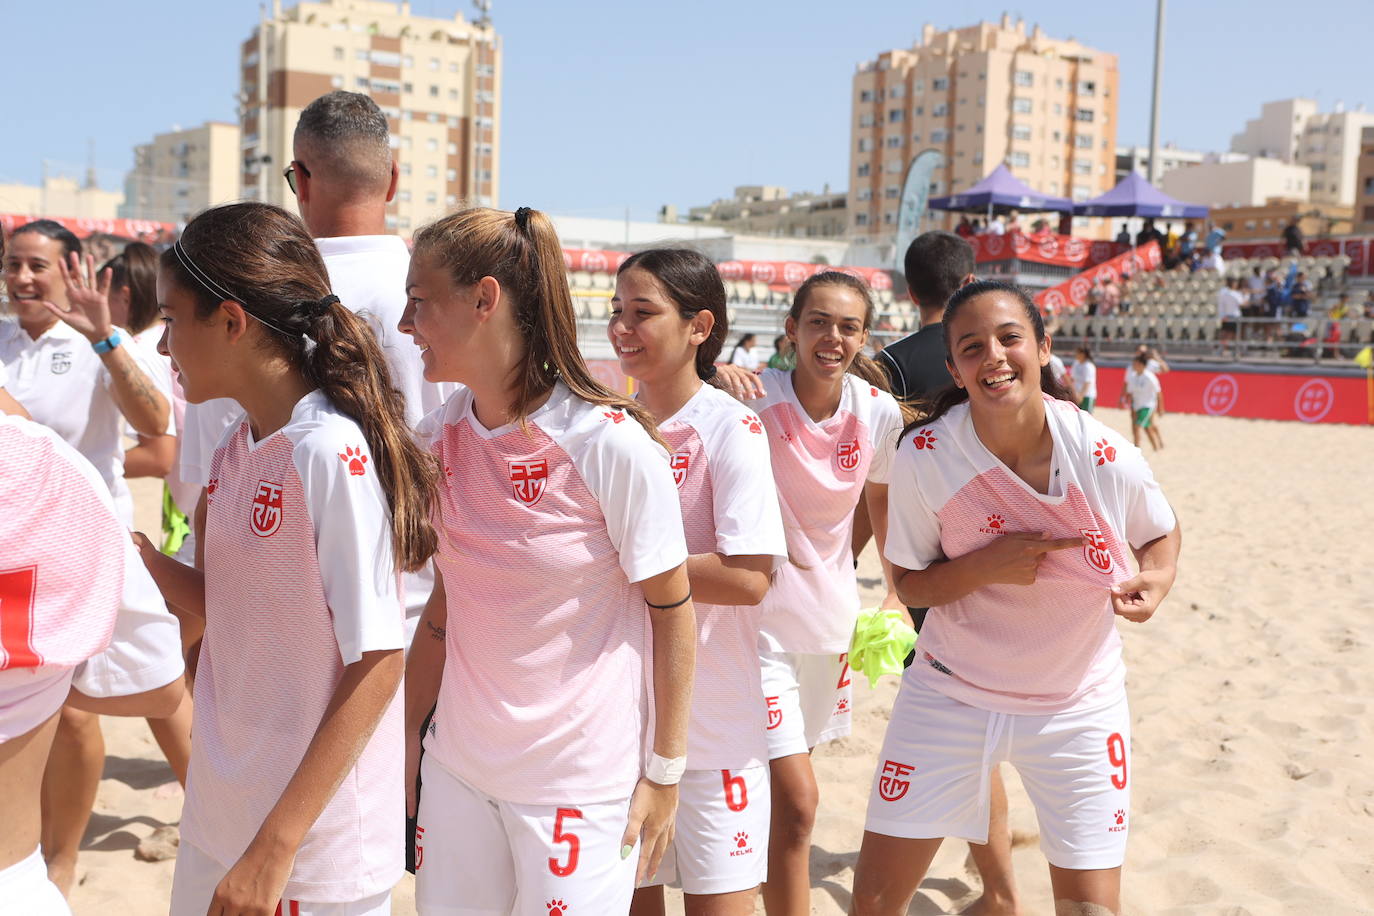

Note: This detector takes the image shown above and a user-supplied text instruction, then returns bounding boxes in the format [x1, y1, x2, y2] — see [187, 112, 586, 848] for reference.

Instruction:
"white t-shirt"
[750, 368, 904, 654]
[658, 383, 787, 771]
[730, 346, 760, 371]
[1071, 359, 1097, 399]
[1215, 287, 1244, 320]
[884, 397, 1176, 714]
[0, 318, 165, 525]
[183, 390, 405, 900]
[1124, 368, 1161, 410]
[419, 383, 688, 805]
[1048, 353, 1070, 386]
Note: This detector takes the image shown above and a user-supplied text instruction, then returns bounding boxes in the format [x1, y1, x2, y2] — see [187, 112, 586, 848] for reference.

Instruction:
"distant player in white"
[717, 271, 904, 915]
[0, 413, 185, 915]
[401, 207, 696, 915]
[849, 280, 1181, 916]
[610, 249, 788, 915]
[1122, 352, 1164, 452]
[1071, 345, 1098, 413]
[137, 202, 439, 916]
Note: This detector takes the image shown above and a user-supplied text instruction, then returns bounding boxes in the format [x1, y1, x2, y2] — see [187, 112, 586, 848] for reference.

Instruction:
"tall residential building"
[849, 15, 1119, 240]
[676, 185, 848, 239]
[120, 122, 241, 224]
[1114, 143, 1211, 185]
[0, 175, 123, 221]
[1355, 126, 1374, 233]
[1230, 98, 1374, 207]
[1161, 158, 1311, 209]
[239, 0, 500, 235]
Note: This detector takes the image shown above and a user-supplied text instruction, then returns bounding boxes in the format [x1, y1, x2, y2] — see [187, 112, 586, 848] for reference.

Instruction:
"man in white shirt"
[1215, 276, 1245, 354]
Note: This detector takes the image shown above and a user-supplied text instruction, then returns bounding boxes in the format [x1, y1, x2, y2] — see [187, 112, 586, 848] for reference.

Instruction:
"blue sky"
[3, 0, 1371, 220]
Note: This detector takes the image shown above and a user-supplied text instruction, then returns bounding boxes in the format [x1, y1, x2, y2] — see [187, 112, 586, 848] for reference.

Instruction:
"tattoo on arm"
[427, 621, 446, 640]
[109, 348, 163, 416]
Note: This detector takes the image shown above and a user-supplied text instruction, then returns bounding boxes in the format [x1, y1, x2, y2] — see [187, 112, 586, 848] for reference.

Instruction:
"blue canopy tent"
[1073, 172, 1209, 219]
[928, 164, 1074, 217]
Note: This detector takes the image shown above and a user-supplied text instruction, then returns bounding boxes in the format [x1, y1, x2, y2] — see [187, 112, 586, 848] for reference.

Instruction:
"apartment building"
[1231, 98, 1374, 207]
[1355, 127, 1374, 233]
[679, 185, 848, 239]
[0, 175, 123, 221]
[849, 15, 1119, 239]
[121, 122, 241, 224]
[1162, 157, 1311, 209]
[239, 0, 500, 235]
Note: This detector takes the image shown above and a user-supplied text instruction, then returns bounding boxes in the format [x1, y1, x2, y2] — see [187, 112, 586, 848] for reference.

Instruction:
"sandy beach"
[67, 406, 1374, 915]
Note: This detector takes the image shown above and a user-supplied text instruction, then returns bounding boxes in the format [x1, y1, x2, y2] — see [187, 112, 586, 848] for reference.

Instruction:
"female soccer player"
[609, 249, 787, 916]
[137, 201, 438, 916]
[849, 280, 1181, 916]
[401, 207, 695, 915]
[1071, 345, 1097, 413]
[722, 271, 905, 915]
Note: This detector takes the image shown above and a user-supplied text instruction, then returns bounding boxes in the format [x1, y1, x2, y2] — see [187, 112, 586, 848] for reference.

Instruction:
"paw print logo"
[741, 415, 763, 434]
[835, 697, 850, 714]
[444, 466, 453, 477]
[911, 430, 937, 451]
[339, 446, 369, 476]
[1093, 438, 1117, 466]
[986, 514, 1004, 530]
[206, 478, 218, 498]
[546, 901, 568, 916]
[870, 387, 879, 397]
[734, 832, 749, 849]
[1114, 809, 1126, 825]
[779, 431, 793, 443]
[602, 410, 625, 424]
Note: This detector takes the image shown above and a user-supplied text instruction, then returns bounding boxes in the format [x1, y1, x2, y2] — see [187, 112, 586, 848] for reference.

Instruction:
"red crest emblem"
[670, 450, 690, 488]
[879, 760, 915, 801]
[1080, 527, 1114, 574]
[765, 695, 782, 730]
[250, 480, 284, 538]
[836, 439, 862, 472]
[509, 459, 549, 508]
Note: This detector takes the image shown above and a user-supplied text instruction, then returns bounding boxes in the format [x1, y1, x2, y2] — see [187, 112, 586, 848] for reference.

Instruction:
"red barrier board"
[1035, 242, 1163, 312]
[1220, 237, 1371, 277]
[0, 212, 176, 242]
[1097, 365, 1371, 425]
[970, 231, 1130, 269]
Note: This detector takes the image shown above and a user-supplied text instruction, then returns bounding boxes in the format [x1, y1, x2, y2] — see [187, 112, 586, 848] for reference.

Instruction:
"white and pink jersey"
[659, 383, 786, 771]
[419, 383, 687, 805]
[885, 396, 1176, 715]
[184, 391, 405, 901]
[752, 368, 903, 655]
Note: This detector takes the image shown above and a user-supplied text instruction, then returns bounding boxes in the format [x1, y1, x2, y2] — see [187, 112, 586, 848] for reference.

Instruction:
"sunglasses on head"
[283, 160, 311, 195]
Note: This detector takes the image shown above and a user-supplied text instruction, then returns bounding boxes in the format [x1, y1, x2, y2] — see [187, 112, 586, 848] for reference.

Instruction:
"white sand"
[69, 407, 1374, 915]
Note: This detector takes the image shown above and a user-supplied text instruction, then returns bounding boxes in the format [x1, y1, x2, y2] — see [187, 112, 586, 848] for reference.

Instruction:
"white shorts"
[415, 754, 638, 915]
[641, 766, 770, 895]
[864, 677, 1132, 870]
[760, 650, 852, 759]
[170, 841, 391, 916]
[0, 848, 69, 915]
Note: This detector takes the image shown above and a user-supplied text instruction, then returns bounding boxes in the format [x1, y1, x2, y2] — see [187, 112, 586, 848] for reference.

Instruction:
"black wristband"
[646, 591, 692, 610]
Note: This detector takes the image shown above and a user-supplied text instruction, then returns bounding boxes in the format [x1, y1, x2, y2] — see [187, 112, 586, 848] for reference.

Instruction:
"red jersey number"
[722, 769, 748, 812]
[1107, 732, 1128, 790]
[0, 567, 39, 669]
[548, 807, 583, 877]
[836, 653, 852, 690]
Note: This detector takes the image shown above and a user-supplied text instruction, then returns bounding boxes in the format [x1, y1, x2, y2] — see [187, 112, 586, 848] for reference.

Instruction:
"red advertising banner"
[0, 212, 176, 243]
[1220, 237, 1371, 277]
[970, 231, 1131, 269]
[1034, 241, 1163, 312]
[1097, 365, 1370, 425]
[564, 248, 894, 290]
[562, 248, 632, 274]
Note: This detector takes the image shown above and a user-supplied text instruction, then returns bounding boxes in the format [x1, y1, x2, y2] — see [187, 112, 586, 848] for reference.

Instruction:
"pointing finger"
[1037, 537, 1086, 552]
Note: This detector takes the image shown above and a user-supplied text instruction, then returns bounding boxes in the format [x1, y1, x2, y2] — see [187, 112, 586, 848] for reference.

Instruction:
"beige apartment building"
[1355, 127, 1374, 233]
[1231, 98, 1374, 207]
[0, 175, 123, 220]
[679, 185, 848, 238]
[240, 0, 500, 235]
[121, 122, 241, 224]
[849, 15, 1119, 240]
[1162, 157, 1311, 209]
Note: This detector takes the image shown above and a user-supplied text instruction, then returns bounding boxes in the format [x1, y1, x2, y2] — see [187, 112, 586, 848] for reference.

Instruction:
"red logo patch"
[879, 760, 915, 801]
[870, 386, 879, 397]
[546, 901, 568, 916]
[1092, 438, 1117, 466]
[250, 480, 284, 538]
[836, 439, 862, 472]
[1109, 809, 1127, 833]
[670, 450, 690, 488]
[339, 445, 369, 475]
[765, 696, 782, 730]
[741, 415, 763, 434]
[1080, 527, 1114, 574]
[509, 459, 549, 508]
[729, 831, 754, 857]
[602, 410, 625, 424]
[911, 430, 937, 450]
[987, 514, 1004, 529]
[834, 697, 850, 714]
[206, 477, 218, 501]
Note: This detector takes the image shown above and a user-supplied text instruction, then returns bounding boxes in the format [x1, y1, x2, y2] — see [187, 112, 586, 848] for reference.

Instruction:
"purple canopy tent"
[928, 164, 1074, 217]
[1073, 172, 1209, 219]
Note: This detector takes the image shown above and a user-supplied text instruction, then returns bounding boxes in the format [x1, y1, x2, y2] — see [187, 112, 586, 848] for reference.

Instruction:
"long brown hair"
[104, 241, 159, 334]
[617, 248, 727, 381]
[160, 202, 438, 572]
[412, 206, 663, 443]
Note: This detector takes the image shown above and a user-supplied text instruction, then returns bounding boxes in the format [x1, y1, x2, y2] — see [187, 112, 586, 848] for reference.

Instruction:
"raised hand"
[47, 252, 115, 343]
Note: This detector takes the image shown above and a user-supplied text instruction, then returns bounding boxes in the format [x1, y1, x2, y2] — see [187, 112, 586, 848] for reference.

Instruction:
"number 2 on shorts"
[548, 807, 582, 877]
[722, 769, 748, 812]
[0, 568, 39, 668]
[1107, 732, 1128, 790]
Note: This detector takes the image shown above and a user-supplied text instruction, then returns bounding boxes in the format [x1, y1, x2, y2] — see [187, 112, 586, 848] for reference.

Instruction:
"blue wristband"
[92, 329, 124, 354]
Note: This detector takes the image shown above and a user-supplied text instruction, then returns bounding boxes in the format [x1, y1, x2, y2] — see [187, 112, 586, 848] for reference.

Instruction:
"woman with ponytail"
[400, 208, 696, 914]
[609, 249, 787, 916]
[851, 280, 1181, 916]
[137, 201, 438, 916]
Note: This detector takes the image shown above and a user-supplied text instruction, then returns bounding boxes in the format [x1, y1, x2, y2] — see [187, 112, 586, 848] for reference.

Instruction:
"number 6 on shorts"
[722, 769, 748, 813]
[548, 807, 582, 876]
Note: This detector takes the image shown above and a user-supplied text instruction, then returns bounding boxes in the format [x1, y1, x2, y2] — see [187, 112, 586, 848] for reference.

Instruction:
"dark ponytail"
[617, 248, 727, 381]
[903, 278, 1074, 441]
[104, 242, 160, 334]
[160, 202, 439, 572]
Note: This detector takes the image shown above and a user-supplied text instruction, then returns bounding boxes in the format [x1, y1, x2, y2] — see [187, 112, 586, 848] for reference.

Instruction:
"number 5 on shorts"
[1107, 732, 1128, 790]
[548, 807, 582, 877]
[722, 769, 748, 813]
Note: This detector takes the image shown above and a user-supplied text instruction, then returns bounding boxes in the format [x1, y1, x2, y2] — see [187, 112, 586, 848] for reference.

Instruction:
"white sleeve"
[730, 349, 748, 367]
[1092, 427, 1176, 549]
[866, 393, 904, 485]
[180, 398, 244, 485]
[578, 422, 689, 583]
[706, 412, 787, 568]
[295, 427, 405, 665]
[0, 362, 8, 387]
[70, 541, 185, 698]
[883, 436, 945, 571]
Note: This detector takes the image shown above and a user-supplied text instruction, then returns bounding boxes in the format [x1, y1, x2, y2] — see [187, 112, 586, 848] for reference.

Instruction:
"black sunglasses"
[283, 160, 311, 195]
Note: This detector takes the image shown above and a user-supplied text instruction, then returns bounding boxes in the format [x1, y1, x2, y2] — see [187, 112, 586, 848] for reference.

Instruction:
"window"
[403, 82, 413, 93]
[1052, 130, 1061, 142]
[1055, 77, 1064, 89]
[398, 190, 412, 202]
[856, 213, 870, 226]
[331, 75, 343, 88]
[447, 116, 460, 127]
[859, 113, 875, 128]
[857, 189, 872, 201]
[1078, 80, 1096, 95]
[372, 50, 401, 67]
[402, 54, 414, 67]
[426, 165, 438, 178]
[400, 137, 412, 149]
[427, 112, 438, 123]
[447, 168, 457, 181]
[888, 109, 904, 123]
[932, 77, 948, 91]
[1075, 108, 1094, 123]
[885, 186, 900, 199]
[1053, 103, 1063, 115]
[886, 159, 903, 173]
[857, 163, 870, 177]
[401, 163, 412, 176]
[426, 138, 438, 151]
[859, 89, 874, 102]
[933, 103, 948, 117]
[858, 138, 873, 152]
[1010, 151, 1031, 167]
[401, 109, 412, 121]
[333, 46, 344, 60]
[447, 142, 458, 154]
[910, 133, 922, 144]
[914, 79, 924, 93]
[1014, 70, 1033, 87]
[1013, 97, 1033, 114]
[1012, 124, 1032, 142]
[1074, 159, 1092, 175]
[931, 128, 948, 142]
[884, 212, 895, 225]
[1073, 184, 1091, 198]
[244, 51, 259, 67]
[355, 77, 369, 89]
[426, 192, 438, 204]
[973, 152, 983, 164]
[889, 85, 905, 99]
[913, 106, 923, 116]
[1075, 134, 1093, 149]
[449, 89, 458, 100]
[885, 136, 901, 148]
[446, 194, 458, 206]
[429, 58, 440, 70]
[356, 49, 368, 60]
[430, 85, 440, 97]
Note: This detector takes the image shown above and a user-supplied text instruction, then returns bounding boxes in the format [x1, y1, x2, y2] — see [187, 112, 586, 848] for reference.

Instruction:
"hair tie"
[701, 364, 718, 380]
[513, 207, 533, 232]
